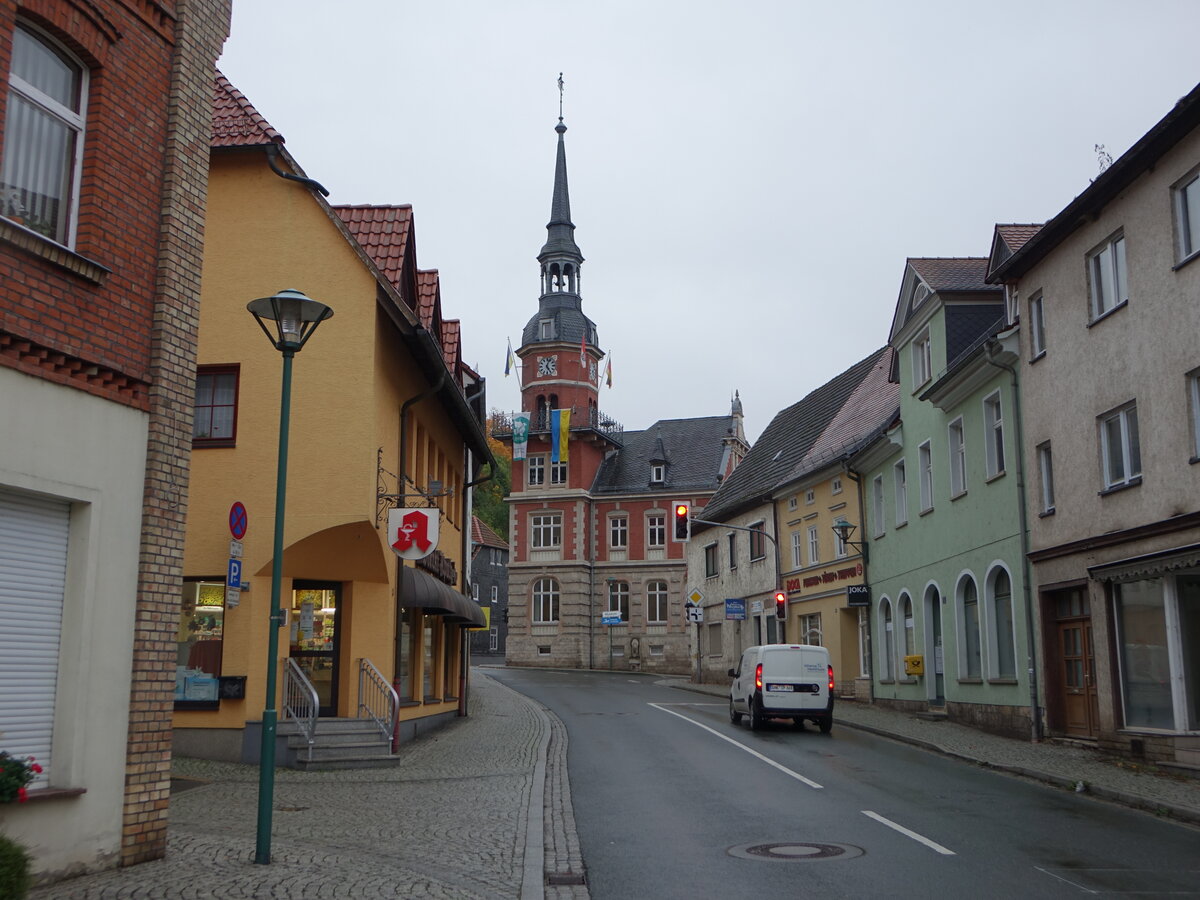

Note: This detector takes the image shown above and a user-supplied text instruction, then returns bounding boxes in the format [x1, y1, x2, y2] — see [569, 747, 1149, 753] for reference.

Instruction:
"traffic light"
[674, 503, 690, 541]
[774, 590, 787, 620]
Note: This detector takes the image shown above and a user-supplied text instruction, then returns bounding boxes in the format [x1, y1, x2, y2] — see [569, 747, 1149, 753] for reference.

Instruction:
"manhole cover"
[728, 842, 863, 862]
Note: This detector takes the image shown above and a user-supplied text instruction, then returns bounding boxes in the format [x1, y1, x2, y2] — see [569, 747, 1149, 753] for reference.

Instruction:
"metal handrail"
[283, 658, 319, 762]
[357, 657, 399, 747]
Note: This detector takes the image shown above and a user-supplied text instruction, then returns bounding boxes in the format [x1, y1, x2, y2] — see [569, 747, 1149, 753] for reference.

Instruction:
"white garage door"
[0, 488, 69, 787]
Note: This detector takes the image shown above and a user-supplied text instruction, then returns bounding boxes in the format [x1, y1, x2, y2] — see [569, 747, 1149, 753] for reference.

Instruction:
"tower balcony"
[491, 407, 624, 447]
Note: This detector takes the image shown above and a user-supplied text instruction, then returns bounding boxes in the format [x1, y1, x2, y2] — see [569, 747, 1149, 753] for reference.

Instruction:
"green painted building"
[851, 257, 1036, 739]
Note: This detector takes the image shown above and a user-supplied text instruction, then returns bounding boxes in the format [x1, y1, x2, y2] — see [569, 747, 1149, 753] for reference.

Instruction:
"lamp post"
[831, 518, 868, 563]
[247, 288, 333, 865]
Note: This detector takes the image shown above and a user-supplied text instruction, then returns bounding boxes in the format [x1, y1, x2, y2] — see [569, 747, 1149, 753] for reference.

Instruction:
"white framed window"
[1, 23, 87, 246]
[871, 475, 885, 538]
[551, 460, 567, 484]
[800, 612, 822, 646]
[609, 515, 628, 549]
[880, 597, 895, 682]
[489, 628, 498, 652]
[646, 581, 668, 624]
[1099, 402, 1141, 490]
[987, 567, 1016, 680]
[918, 440, 933, 512]
[788, 495, 798, 511]
[1114, 574, 1200, 731]
[901, 593, 915, 660]
[1189, 369, 1200, 461]
[531, 513, 562, 549]
[804, 489, 815, 505]
[1174, 169, 1200, 262]
[958, 575, 982, 679]
[749, 522, 766, 561]
[912, 329, 932, 388]
[650, 463, 665, 484]
[490, 584, 498, 603]
[472, 582, 479, 600]
[948, 417, 967, 497]
[607, 581, 630, 622]
[1088, 233, 1129, 319]
[807, 525, 819, 566]
[727, 532, 737, 569]
[704, 543, 718, 578]
[532, 577, 560, 624]
[647, 514, 665, 548]
[791, 531, 803, 569]
[831, 476, 843, 495]
[894, 460, 908, 526]
[539, 319, 554, 339]
[1029, 292, 1046, 359]
[983, 391, 1005, 479]
[1037, 441, 1055, 514]
[527, 456, 545, 486]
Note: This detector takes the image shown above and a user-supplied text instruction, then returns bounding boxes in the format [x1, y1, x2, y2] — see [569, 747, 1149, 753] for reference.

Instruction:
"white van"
[728, 644, 834, 733]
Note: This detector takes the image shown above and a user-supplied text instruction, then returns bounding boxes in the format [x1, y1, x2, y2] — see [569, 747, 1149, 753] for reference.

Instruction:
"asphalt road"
[488, 667, 1200, 899]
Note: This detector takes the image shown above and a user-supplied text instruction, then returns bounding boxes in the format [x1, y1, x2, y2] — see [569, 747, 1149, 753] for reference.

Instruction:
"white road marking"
[861, 810, 955, 855]
[1033, 867, 1099, 894]
[648, 702, 823, 789]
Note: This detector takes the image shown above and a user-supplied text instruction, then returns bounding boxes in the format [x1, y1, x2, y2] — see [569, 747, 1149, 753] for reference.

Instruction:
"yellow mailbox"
[904, 654, 925, 676]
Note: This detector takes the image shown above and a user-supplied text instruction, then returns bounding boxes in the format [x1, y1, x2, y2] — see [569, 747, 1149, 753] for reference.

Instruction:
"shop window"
[176, 579, 225, 706]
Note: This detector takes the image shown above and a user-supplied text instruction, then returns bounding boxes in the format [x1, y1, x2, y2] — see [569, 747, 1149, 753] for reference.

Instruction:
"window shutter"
[0, 488, 69, 785]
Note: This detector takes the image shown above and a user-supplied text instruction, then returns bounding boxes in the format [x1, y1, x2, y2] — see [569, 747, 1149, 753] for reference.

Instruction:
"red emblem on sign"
[392, 510, 433, 554]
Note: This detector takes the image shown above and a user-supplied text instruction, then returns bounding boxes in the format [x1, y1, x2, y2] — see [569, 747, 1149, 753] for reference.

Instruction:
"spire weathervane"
[558, 72, 564, 122]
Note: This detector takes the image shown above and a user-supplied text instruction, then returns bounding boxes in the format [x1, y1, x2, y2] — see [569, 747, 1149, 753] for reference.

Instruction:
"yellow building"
[772, 348, 895, 701]
[171, 76, 491, 763]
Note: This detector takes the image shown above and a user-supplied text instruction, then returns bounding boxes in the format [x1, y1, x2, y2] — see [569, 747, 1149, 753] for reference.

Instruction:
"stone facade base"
[1096, 730, 1196, 765]
[871, 697, 1033, 741]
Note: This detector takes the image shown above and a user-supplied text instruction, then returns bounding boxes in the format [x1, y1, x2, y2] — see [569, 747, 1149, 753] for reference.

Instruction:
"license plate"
[766, 684, 794, 692]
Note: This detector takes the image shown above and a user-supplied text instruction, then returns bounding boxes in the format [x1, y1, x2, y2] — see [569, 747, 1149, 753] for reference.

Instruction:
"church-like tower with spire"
[496, 109, 748, 674]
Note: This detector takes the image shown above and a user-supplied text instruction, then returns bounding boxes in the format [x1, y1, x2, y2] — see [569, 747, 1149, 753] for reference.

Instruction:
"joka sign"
[387, 508, 441, 560]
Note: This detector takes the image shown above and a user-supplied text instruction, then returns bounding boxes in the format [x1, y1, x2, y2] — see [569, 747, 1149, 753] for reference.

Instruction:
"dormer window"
[911, 280, 930, 309]
[539, 319, 554, 340]
[650, 463, 665, 484]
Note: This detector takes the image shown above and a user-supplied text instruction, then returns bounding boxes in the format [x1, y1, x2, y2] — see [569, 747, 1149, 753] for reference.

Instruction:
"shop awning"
[1087, 543, 1200, 583]
[399, 566, 486, 627]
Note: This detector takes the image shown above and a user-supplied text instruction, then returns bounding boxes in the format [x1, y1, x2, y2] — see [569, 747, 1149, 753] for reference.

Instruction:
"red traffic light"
[673, 503, 690, 541]
[774, 590, 787, 620]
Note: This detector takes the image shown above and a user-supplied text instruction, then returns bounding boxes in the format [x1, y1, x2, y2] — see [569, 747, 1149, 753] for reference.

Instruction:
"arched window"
[607, 581, 629, 622]
[532, 578, 559, 624]
[959, 575, 981, 679]
[2, 23, 88, 246]
[901, 593, 915, 659]
[881, 598, 895, 681]
[646, 581, 668, 624]
[990, 567, 1015, 679]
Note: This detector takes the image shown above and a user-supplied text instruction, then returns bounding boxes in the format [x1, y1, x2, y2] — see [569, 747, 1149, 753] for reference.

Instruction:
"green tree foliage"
[473, 423, 511, 540]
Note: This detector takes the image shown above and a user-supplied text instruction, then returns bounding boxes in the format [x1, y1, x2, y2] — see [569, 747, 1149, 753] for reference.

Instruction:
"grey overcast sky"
[218, 1, 1199, 443]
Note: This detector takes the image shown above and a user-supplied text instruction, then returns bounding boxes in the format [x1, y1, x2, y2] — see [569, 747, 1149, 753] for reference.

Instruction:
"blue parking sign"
[227, 557, 242, 589]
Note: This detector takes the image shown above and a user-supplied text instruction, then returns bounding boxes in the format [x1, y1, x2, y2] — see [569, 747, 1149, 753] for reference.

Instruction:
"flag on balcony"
[505, 338, 515, 376]
[512, 411, 531, 460]
[603, 354, 612, 388]
[550, 408, 571, 463]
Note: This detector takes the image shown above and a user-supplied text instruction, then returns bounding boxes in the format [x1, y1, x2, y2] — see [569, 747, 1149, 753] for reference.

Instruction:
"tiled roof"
[995, 224, 1041, 255]
[907, 258, 995, 293]
[211, 72, 283, 148]
[698, 348, 887, 527]
[472, 516, 508, 550]
[333, 205, 413, 297]
[416, 269, 442, 332]
[592, 416, 734, 494]
[782, 347, 897, 484]
[442, 319, 461, 371]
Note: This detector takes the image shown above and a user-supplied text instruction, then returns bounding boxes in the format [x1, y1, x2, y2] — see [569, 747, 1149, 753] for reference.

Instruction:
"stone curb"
[665, 680, 1200, 830]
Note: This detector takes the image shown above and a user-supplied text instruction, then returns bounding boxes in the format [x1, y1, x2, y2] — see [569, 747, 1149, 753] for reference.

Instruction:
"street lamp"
[831, 518, 868, 563]
[248, 288, 333, 865]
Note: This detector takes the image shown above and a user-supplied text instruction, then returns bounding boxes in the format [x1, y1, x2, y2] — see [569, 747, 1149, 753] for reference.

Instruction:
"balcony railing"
[491, 407, 624, 446]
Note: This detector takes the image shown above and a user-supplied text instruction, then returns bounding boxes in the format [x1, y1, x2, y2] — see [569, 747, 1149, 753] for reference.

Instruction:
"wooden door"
[1057, 619, 1097, 738]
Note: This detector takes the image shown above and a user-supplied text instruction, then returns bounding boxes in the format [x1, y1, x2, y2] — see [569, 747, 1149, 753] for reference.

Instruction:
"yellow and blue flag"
[504, 338, 515, 376]
[551, 408, 571, 463]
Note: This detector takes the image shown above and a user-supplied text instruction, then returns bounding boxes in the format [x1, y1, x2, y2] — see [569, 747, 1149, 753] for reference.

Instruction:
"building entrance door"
[925, 585, 945, 706]
[1050, 588, 1097, 738]
[290, 581, 342, 717]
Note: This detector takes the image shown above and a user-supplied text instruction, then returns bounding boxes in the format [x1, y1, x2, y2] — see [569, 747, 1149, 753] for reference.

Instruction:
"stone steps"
[279, 717, 398, 771]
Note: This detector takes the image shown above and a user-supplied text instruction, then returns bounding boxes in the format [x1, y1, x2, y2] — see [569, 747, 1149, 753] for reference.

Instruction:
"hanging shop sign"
[388, 507, 441, 561]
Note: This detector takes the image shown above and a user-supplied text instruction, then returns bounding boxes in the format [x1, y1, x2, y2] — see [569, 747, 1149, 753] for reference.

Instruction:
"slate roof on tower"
[696, 348, 888, 529]
[592, 417, 733, 494]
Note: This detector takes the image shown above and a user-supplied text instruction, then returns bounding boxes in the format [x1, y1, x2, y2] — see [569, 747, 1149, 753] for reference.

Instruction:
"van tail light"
[828, 664, 835, 692]
[755, 663, 763, 691]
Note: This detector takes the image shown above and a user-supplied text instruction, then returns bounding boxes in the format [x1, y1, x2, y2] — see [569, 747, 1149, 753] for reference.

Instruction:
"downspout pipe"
[266, 145, 330, 196]
[985, 329, 1042, 743]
